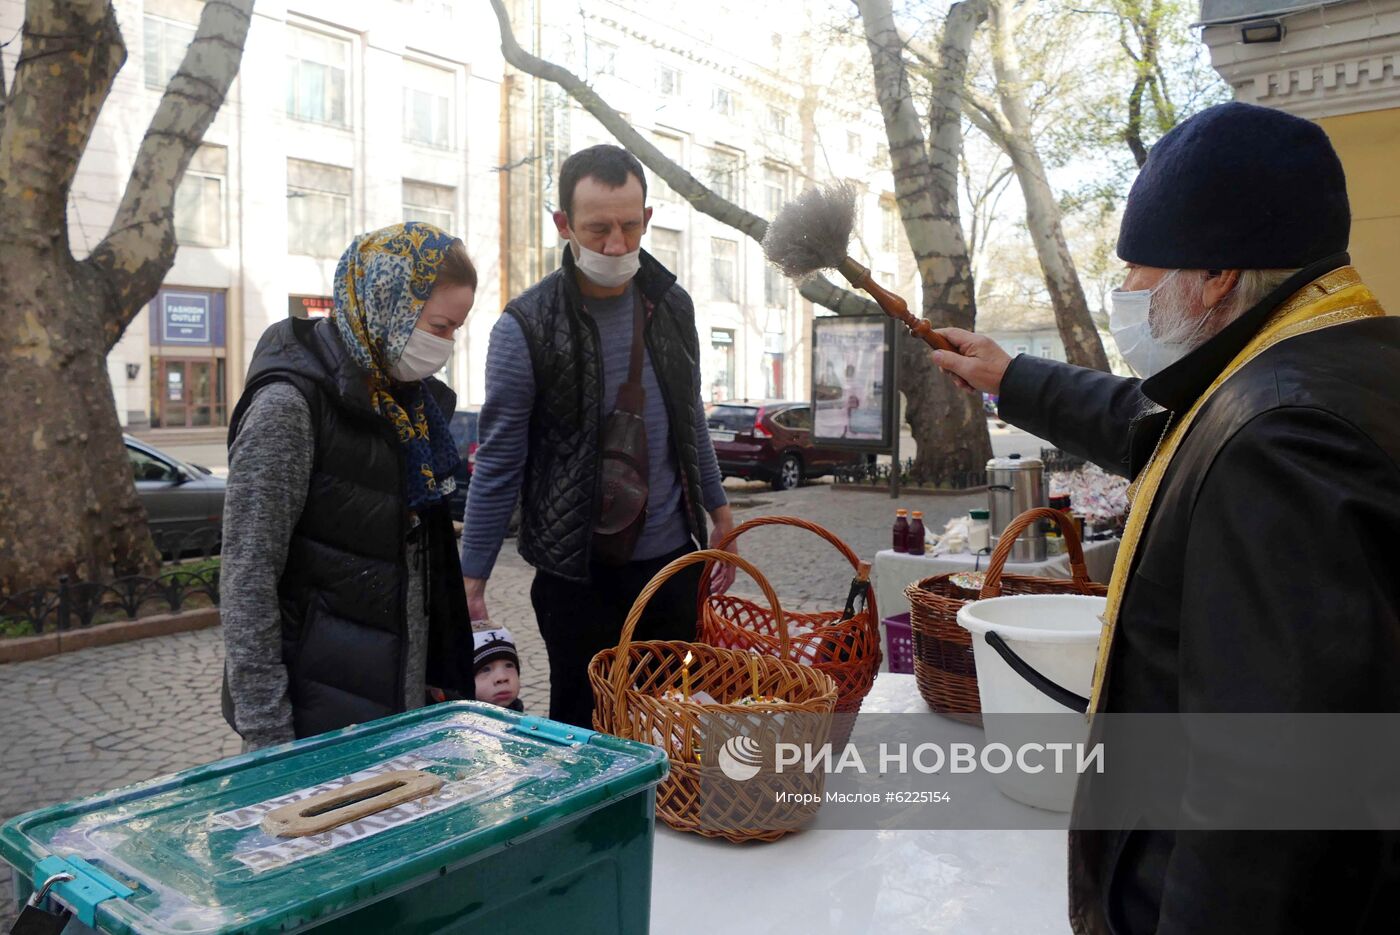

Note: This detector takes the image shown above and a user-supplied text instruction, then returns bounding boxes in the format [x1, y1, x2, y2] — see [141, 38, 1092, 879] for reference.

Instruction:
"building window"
[880, 199, 898, 253]
[763, 332, 786, 398]
[711, 237, 738, 302]
[846, 131, 861, 155]
[766, 106, 787, 136]
[706, 148, 741, 204]
[403, 60, 454, 148]
[174, 145, 228, 247]
[402, 179, 456, 232]
[286, 26, 350, 127]
[650, 228, 681, 274]
[712, 86, 735, 116]
[144, 15, 196, 89]
[876, 142, 890, 168]
[764, 264, 788, 308]
[287, 159, 351, 257]
[587, 38, 617, 77]
[656, 64, 681, 96]
[651, 132, 684, 203]
[763, 164, 787, 219]
[761, 171, 790, 299]
[709, 329, 736, 402]
[878, 270, 895, 289]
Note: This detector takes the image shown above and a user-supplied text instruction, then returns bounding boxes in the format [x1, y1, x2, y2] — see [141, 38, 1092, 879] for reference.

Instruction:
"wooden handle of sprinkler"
[837, 257, 956, 353]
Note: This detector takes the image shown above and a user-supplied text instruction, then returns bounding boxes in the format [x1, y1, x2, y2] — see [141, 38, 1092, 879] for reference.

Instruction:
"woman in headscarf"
[220, 222, 478, 749]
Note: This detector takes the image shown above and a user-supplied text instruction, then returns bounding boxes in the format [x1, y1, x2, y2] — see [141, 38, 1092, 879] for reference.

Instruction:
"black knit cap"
[1117, 102, 1350, 269]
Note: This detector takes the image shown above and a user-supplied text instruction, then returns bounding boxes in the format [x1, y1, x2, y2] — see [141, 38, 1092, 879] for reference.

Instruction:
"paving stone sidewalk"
[0, 479, 988, 922]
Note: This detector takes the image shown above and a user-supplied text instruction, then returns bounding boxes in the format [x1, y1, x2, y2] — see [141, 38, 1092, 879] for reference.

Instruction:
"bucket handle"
[982, 631, 1089, 713]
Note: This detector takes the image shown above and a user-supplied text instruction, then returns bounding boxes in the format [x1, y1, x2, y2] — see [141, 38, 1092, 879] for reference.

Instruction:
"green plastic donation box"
[2, 703, 668, 934]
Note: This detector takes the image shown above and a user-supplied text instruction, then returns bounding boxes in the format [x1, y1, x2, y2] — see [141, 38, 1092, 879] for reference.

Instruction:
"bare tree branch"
[961, 95, 1010, 148]
[983, 0, 1108, 369]
[87, 0, 254, 350]
[928, 0, 991, 226]
[856, 0, 994, 480]
[0, 30, 9, 138]
[488, 0, 875, 317]
[859, 0, 980, 272]
[0, 0, 123, 244]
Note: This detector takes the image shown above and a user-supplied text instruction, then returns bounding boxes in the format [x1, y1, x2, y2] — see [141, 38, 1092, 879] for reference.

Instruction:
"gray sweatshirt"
[460, 283, 727, 580]
[219, 383, 428, 750]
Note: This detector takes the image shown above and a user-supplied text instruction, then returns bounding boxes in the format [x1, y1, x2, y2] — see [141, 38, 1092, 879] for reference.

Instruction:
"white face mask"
[572, 240, 640, 288]
[389, 328, 454, 382]
[1109, 270, 1193, 379]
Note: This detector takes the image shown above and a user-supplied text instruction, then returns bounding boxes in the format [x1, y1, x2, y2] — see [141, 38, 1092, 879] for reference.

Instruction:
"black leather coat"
[998, 256, 1400, 934]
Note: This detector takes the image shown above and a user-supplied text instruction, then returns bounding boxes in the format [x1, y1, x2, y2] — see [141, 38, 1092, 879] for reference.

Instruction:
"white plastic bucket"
[957, 594, 1106, 811]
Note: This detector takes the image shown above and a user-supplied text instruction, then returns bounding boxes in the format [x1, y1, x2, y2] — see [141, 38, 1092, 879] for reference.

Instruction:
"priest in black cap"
[933, 101, 1400, 934]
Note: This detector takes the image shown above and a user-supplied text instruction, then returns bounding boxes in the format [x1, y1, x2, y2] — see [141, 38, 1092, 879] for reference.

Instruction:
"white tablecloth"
[872, 538, 1120, 624]
[650, 673, 1070, 934]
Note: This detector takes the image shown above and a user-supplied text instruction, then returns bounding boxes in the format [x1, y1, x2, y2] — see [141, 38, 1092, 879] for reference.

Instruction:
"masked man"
[461, 145, 734, 728]
[933, 103, 1400, 933]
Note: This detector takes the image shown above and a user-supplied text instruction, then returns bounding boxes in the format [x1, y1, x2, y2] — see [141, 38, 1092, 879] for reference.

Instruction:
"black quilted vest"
[221, 317, 471, 739]
[508, 249, 708, 582]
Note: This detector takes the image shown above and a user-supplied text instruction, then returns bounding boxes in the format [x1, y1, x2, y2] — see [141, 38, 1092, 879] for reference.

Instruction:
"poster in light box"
[811, 315, 894, 450]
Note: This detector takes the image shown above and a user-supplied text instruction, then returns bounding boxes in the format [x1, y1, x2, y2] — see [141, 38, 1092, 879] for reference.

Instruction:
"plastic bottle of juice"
[908, 511, 927, 555]
[892, 509, 910, 552]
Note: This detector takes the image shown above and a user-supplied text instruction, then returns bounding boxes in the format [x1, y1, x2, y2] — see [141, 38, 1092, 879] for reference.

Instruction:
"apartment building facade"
[2, 0, 911, 431]
[0, 0, 505, 435]
[500, 0, 906, 406]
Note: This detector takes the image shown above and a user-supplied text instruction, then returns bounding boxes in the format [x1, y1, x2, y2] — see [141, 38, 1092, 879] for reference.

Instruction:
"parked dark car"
[707, 400, 864, 491]
[445, 407, 521, 535]
[446, 407, 481, 523]
[124, 435, 225, 555]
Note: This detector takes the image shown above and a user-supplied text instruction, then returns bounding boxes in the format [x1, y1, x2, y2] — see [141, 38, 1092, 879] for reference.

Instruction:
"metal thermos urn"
[986, 454, 1047, 562]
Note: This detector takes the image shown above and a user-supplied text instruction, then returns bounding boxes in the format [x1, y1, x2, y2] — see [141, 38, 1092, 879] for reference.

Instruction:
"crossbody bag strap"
[615, 290, 648, 415]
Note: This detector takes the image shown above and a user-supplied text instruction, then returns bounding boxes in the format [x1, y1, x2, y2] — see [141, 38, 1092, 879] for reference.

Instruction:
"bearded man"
[933, 102, 1400, 933]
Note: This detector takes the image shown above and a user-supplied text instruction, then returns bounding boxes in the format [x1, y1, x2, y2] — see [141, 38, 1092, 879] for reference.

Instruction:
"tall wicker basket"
[905, 507, 1108, 726]
[699, 516, 882, 719]
[589, 549, 839, 843]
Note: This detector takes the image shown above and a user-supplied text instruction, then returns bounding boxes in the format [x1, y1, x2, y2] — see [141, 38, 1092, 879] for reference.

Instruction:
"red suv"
[707, 400, 863, 491]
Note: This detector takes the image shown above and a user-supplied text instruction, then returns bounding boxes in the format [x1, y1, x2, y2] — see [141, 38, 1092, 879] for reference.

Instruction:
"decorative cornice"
[1203, 0, 1400, 119]
[577, 5, 879, 124]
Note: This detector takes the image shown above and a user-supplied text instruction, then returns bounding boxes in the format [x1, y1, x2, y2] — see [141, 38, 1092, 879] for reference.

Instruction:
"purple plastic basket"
[883, 612, 914, 675]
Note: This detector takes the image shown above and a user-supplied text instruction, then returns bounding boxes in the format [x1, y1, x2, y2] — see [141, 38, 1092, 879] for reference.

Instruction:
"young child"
[473, 627, 523, 711]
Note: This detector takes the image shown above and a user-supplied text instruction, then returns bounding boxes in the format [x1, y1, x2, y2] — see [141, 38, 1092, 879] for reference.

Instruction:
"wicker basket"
[906, 507, 1108, 726]
[699, 516, 882, 719]
[590, 549, 839, 843]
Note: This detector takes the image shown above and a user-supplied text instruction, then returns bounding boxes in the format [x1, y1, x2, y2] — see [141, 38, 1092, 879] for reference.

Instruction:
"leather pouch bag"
[593, 293, 650, 565]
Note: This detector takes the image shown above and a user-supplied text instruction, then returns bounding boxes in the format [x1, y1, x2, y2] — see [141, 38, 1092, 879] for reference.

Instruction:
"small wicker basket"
[589, 549, 839, 843]
[905, 507, 1108, 725]
[699, 516, 882, 718]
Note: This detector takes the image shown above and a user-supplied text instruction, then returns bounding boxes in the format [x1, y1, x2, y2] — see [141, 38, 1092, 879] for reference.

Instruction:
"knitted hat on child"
[472, 627, 519, 671]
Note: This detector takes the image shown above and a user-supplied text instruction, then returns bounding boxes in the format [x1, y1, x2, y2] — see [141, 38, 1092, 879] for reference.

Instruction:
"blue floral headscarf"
[332, 222, 462, 511]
